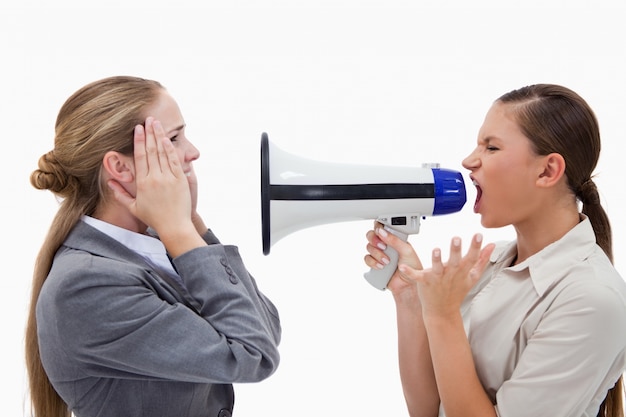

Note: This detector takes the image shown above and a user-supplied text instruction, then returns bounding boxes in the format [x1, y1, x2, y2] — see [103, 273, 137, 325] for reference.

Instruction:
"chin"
[479, 215, 499, 229]
[480, 216, 510, 230]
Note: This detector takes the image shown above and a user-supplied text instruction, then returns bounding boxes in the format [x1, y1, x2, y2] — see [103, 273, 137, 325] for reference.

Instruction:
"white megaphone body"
[261, 132, 467, 291]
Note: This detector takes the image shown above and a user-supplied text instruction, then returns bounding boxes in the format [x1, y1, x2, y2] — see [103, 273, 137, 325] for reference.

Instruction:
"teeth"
[473, 180, 479, 186]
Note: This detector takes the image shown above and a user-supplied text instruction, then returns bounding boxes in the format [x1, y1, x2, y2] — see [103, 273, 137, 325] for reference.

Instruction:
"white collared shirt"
[450, 216, 626, 417]
[81, 215, 180, 280]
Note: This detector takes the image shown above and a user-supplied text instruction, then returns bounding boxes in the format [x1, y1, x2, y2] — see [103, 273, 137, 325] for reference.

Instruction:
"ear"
[536, 153, 566, 188]
[102, 151, 134, 183]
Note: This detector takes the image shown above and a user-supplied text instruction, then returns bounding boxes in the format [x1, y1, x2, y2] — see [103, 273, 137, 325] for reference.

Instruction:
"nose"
[185, 140, 200, 163]
[462, 148, 479, 171]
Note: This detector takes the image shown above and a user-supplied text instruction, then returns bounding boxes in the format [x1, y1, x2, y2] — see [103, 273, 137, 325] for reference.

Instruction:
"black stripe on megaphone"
[269, 183, 434, 201]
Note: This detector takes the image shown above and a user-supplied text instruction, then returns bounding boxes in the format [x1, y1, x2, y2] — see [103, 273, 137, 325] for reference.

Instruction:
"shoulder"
[51, 245, 148, 287]
[548, 249, 626, 327]
[39, 244, 157, 322]
[37, 245, 174, 341]
[562, 244, 625, 293]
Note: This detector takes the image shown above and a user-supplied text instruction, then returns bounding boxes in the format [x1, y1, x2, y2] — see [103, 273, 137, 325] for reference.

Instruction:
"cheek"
[486, 162, 526, 201]
[492, 165, 537, 209]
[175, 147, 186, 163]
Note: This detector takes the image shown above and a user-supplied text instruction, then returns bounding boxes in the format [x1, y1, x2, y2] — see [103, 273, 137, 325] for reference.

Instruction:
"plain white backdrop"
[2, 1, 625, 416]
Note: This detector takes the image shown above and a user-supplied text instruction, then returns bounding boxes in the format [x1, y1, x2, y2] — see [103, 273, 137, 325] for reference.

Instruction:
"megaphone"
[261, 132, 466, 290]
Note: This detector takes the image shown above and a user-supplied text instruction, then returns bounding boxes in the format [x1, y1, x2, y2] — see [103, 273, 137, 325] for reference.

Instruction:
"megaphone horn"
[260, 132, 466, 290]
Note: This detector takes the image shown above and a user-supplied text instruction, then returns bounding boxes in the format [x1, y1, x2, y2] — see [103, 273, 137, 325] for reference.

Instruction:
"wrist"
[191, 212, 208, 235]
[158, 223, 207, 258]
[421, 308, 463, 331]
[393, 288, 423, 315]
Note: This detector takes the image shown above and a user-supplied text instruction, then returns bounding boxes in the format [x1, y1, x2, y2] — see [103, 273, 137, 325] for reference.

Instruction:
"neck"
[92, 203, 148, 234]
[513, 206, 580, 264]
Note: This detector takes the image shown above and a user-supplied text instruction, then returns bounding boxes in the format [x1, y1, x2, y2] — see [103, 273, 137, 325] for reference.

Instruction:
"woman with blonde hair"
[26, 75, 281, 417]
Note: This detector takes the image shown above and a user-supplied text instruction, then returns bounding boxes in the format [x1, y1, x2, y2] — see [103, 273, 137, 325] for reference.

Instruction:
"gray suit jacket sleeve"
[37, 222, 281, 385]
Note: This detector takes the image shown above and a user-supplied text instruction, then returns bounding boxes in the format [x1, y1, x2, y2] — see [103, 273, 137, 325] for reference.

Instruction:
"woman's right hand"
[108, 117, 205, 256]
[364, 222, 424, 300]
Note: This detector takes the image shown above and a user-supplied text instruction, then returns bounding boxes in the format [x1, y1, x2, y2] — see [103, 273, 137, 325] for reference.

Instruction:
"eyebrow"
[480, 136, 501, 144]
[167, 123, 186, 135]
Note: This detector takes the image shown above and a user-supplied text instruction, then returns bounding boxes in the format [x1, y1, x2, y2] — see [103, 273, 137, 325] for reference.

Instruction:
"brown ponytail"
[498, 84, 622, 417]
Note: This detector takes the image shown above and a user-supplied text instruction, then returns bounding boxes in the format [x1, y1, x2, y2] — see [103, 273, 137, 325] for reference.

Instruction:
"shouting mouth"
[473, 179, 482, 213]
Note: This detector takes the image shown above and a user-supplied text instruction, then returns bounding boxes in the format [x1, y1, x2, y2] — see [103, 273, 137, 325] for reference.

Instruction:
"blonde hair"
[26, 76, 164, 417]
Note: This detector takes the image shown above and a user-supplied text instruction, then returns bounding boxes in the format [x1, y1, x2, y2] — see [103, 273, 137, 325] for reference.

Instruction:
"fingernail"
[377, 242, 387, 251]
[381, 257, 390, 265]
[377, 228, 388, 238]
[453, 237, 461, 247]
[433, 249, 441, 258]
[475, 233, 483, 243]
[375, 263, 385, 270]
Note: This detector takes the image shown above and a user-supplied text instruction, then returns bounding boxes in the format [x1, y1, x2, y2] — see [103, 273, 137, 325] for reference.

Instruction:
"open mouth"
[473, 179, 482, 212]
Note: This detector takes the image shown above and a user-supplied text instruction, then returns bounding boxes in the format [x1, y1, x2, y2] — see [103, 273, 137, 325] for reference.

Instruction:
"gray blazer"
[37, 220, 281, 417]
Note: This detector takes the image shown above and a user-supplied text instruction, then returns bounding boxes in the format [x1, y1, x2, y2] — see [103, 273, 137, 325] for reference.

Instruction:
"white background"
[2, 1, 625, 416]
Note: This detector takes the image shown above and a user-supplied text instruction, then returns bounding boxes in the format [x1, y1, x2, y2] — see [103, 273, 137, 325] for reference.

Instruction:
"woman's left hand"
[397, 234, 495, 318]
[186, 167, 208, 234]
[187, 166, 199, 215]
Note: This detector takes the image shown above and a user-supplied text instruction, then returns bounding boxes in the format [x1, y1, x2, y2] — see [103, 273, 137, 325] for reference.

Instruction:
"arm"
[49, 246, 280, 384]
[374, 229, 496, 417]
[365, 227, 439, 416]
[422, 312, 495, 417]
[174, 242, 282, 354]
[394, 289, 441, 416]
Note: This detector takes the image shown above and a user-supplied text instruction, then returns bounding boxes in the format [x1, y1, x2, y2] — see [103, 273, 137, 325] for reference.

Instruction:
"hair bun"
[30, 150, 75, 195]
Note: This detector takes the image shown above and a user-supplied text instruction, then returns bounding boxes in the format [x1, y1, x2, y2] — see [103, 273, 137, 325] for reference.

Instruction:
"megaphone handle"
[363, 226, 408, 291]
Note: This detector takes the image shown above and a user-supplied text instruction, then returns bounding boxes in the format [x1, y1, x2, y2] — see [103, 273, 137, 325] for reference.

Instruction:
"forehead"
[143, 90, 185, 129]
[478, 102, 527, 143]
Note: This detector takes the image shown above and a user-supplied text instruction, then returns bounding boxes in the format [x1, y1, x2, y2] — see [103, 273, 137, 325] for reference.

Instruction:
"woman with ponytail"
[364, 84, 626, 416]
[26, 76, 281, 417]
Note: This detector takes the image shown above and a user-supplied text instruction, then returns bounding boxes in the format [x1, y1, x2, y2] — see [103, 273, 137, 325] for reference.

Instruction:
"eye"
[169, 135, 179, 143]
[486, 145, 499, 152]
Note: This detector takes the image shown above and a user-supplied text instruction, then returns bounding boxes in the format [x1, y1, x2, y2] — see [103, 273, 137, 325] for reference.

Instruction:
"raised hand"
[107, 117, 205, 256]
[397, 234, 495, 318]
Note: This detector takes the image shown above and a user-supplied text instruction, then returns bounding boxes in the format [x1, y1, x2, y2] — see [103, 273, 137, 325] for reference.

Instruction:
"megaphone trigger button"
[391, 216, 407, 226]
